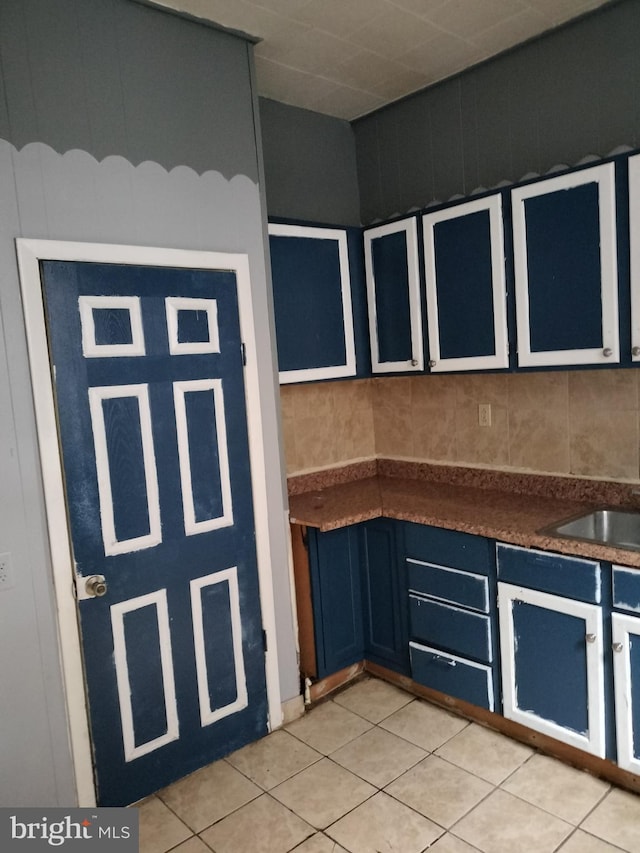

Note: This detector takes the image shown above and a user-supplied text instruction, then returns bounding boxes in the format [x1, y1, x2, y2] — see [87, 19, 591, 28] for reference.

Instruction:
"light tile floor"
[136, 676, 640, 853]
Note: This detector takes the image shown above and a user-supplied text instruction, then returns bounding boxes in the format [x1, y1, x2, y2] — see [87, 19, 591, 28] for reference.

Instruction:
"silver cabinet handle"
[428, 359, 436, 368]
[603, 348, 613, 358]
[612, 642, 624, 653]
[632, 347, 640, 357]
[586, 633, 597, 644]
[410, 358, 418, 366]
[433, 655, 456, 667]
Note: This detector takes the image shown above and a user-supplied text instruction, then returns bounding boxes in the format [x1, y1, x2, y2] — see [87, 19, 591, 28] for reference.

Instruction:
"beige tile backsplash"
[280, 370, 640, 482]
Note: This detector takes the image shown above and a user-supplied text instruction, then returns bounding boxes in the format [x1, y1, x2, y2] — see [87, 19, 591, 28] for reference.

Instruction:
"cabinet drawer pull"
[433, 655, 456, 667]
[585, 633, 597, 644]
[612, 642, 624, 653]
[602, 348, 613, 358]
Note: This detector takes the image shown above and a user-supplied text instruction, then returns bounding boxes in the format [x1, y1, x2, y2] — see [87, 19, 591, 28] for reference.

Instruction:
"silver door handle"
[85, 575, 107, 597]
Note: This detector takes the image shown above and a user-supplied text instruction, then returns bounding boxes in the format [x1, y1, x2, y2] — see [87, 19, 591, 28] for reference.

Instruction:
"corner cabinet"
[497, 544, 606, 757]
[511, 163, 619, 368]
[422, 194, 509, 372]
[268, 222, 357, 383]
[363, 218, 424, 373]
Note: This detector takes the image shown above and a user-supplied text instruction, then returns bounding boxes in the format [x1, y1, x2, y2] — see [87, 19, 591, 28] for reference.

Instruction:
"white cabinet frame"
[629, 154, 640, 362]
[612, 611, 640, 773]
[499, 582, 606, 757]
[511, 163, 619, 367]
[364, 218, 423, 373]
[422, 194, 509, 372]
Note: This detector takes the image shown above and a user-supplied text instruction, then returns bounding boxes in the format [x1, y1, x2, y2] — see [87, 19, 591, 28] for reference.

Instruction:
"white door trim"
[16, 238, 282, 807]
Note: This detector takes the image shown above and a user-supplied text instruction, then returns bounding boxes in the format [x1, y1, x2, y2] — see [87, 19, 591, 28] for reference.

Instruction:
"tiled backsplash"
[280, 369, 640, 481]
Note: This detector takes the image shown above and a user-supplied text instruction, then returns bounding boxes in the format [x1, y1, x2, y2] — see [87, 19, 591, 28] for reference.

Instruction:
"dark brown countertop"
[288, 461, 640, 569]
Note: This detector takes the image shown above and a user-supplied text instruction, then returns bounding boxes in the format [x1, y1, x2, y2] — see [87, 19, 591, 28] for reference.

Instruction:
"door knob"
[85, 575, 107, 597]
[612, 642, 624, 653]
[602, 348, 613, 358]
[585, 633, 597, 644]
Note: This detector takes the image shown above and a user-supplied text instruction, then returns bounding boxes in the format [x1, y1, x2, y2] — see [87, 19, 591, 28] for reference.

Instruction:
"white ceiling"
[155, 0, 613, 120]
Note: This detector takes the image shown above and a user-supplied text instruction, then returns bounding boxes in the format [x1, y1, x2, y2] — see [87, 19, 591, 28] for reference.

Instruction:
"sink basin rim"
[541, 507, 640, 553]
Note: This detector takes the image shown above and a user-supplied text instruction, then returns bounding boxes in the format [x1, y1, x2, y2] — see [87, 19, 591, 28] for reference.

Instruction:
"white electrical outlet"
[0, 552, 15, 590]
[478, 403, 492, 428]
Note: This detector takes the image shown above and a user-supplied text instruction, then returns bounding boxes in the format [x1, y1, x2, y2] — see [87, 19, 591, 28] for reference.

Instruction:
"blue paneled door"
[41, 261, 268, 806]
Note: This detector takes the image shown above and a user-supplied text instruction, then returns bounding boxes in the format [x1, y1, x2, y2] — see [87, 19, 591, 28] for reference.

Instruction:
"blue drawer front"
[410, 642, 493, 710]
[407, 559, 489, 613]
[613, 566, 640, 614]
[403, 523, 492, 575]
[409, 594, 492, 663]
[496, 543, 600, 604]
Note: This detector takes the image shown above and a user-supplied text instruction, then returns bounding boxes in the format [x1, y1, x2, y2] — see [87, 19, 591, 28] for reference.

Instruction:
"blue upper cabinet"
[422, 194, 509, 372]
[269, 223, 357, 384]
[364, 218, 424, 374]
[511, 163, 619, 368]
[629, 154, 640, 363]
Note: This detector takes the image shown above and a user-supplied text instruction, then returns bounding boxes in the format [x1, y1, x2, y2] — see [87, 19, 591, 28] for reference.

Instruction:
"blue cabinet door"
[308, 527, 364, 678]
[360, 519, 409, 674]
[499, 582, 605, 756]
[268, 222, 357, 383]
[364, 218, 424, 373]
[511, 163, 619, 367]
[422, 194, 509, 372]
[612, 612, 640, 773]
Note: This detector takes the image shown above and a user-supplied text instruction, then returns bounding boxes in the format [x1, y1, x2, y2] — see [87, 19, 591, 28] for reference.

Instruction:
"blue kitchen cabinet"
[497, 544, 606, 757]
[612, 564, 640, 773]
[269, 222, 364, 383]
[359, 519, 410, 675]
[629, 153, 640, 363]
[511, 163, 619, 368]
[422, 194, 509, 372]
[363, 217, 424, 374]
[404, 522, 498, 711]
[307, 526, 364, 679]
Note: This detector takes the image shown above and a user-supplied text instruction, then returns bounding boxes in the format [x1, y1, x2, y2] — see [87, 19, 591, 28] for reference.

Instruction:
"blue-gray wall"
[259, 97, 361, 226]
[352, 0, 640, 223]
[0, 0, 297, 807]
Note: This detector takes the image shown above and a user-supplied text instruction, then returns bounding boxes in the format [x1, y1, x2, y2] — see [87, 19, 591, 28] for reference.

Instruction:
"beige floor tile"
[327, 791, 442, 853]
[386, 754, 492, 827]
[226, 729, 322, 790]
[137, 796, 192, 853]
[286, 699, 372, 755]
[156, 758, 261, 832]
[200, 794, 313, 853]
[270, 757, 376, 829]
[580, 787, 640, 851]
[332, 677, 413, 723]
[379, 698, 469, 751]
[559, 828, 631, 852]
[428, 834, 481, 853]
[171, 839, 212, 853]
[291, 832, 348, 852]
[435, 722, 533, 785]
[330, 726, 426, 787]
[452, 789, 572, 853]
[502, 753, 610, 824]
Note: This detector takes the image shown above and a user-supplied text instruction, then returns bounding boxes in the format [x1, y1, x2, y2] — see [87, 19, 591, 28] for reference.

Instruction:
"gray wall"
[259, 97, 361, 226]
[353, 0, 640, 223]
[0, 0, 297, 807]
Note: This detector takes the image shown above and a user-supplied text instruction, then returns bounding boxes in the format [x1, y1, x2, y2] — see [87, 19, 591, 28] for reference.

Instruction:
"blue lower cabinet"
[404, 523, 498, 710]
[498, 581, 606, 757]
[307, 526, 364, 679]
[410, 642, 495, 710]
[360, 519, 410, 675]
[612, 611, 640, 773]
